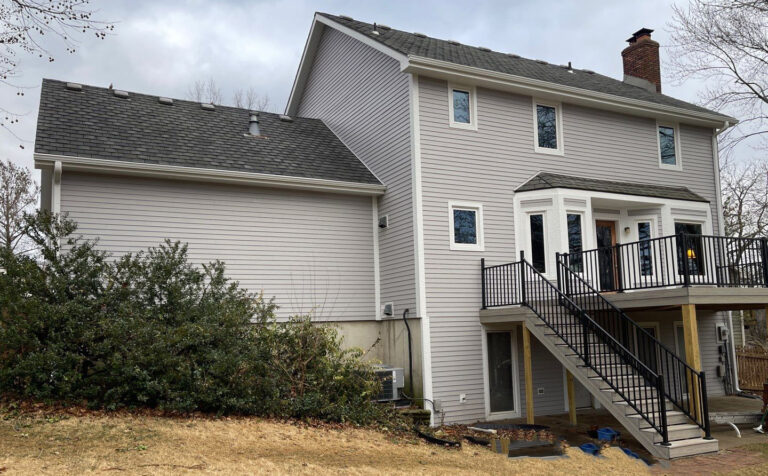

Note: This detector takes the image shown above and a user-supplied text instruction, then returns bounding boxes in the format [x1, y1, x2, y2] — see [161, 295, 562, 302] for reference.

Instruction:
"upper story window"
[449, 202, 484, 251]
[448, 84, 477, 130]
[658, 122, 682, 170]
[533, 99, 563, 155]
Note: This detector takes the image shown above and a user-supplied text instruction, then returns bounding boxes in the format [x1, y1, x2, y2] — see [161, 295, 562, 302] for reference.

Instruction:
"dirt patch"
[0, 410, 651, 475]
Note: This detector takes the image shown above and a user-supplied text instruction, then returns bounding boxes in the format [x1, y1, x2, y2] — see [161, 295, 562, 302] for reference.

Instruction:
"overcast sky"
[1, 0, 727, 178]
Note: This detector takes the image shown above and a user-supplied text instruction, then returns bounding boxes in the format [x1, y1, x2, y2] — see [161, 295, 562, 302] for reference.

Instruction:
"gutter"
[34, 153, 387, 196]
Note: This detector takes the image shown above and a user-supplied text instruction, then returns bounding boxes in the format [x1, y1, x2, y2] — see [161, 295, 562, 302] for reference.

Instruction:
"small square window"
[449, 202, 484, 251]
[448, 84, 477, 130]
[533, 99, 563, 155]
[658, 122, 682, 170]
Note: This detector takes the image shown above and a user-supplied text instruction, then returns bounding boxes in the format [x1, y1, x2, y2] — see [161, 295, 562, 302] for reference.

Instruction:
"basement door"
[484, 329, 520, 419]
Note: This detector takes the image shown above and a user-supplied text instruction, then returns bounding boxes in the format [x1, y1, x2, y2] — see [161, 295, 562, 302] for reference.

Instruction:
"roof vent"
[448, 40, 460, 45]
[279, 114, 294, 122]
[339, 15, 353, 20]
[201, 103, 215, 111]
[158, 97, 173, 105]
[566, 61, 574, 73]
[535, 59, 548, 64]
[378, 24, 391, 30]
[248, 113, 260, 135]
[371, 30, 379, 36]
[582, 69, 595, 74]
[507, 53, 520, 58]
[478, 46, 491, 52]
[413, 32, 427, 38]
[113, 90, 129, 99]
[65, 82, 82, 91]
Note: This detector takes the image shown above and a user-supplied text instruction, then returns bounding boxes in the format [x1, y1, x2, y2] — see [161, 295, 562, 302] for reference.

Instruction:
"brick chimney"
[621, 28, 661, 93]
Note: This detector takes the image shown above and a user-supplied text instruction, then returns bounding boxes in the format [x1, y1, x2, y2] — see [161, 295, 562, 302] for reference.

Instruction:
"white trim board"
[34, 153, 386, 196]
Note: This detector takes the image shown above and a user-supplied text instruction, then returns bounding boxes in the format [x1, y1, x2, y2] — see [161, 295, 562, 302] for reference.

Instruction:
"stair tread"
[657, 437, 717, 448]
[641, 423, 700, 433]
[627, 410, 684, 418]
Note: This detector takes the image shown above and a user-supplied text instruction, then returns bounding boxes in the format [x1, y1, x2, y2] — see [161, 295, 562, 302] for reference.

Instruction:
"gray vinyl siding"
[628, 310, 728, 397]
[60, 172, 376, 322]
[417, 76, 721, 423]
[296, 27, 416, 316]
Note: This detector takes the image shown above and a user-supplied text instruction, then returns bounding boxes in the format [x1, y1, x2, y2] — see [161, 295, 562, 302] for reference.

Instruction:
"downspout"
[52, 160, 62, 214]
[714, 121, 743, 395]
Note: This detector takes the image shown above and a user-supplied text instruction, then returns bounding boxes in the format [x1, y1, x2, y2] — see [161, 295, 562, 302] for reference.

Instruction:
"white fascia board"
[403, 56, 738, 128]
[515, 186, 710, 210]
[34, 153, 387, 196]
[285, 14, 409, 116]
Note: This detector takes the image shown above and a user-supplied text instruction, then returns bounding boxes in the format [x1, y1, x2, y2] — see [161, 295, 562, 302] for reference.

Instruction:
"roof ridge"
[41, 78, 288, 117]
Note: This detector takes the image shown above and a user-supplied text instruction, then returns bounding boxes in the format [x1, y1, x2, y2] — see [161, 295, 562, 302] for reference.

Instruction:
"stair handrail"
[517, 259, 671, 443]
[555, 254, 711, 439]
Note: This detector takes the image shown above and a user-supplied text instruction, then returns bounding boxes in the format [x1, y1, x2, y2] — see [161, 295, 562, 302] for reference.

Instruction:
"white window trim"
[448, 83, 478, 130]
[448, 201, 484, 251]
[657, 121, 683, 171]
[532, 98, 564, 156]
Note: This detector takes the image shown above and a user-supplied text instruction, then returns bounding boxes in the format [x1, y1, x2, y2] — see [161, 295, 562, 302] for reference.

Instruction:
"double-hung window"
[529, 214, 546, 272]
[567, 213, 583, 272]
[448, 85, 477, 130]
[658, 122, 682, 170]
[533, 99, 563, 155]
[449, 202, 484, 251]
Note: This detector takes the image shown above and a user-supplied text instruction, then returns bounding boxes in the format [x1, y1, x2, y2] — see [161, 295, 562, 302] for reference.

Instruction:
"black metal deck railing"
[554, 255, 711, 439]
[481, 252, 713, 442]
[560, 233, 768, 292]
[512, 257, 673, 443]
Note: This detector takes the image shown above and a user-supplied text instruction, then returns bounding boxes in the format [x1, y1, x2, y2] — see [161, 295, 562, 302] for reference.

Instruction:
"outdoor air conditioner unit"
[374, 365, 404, 401]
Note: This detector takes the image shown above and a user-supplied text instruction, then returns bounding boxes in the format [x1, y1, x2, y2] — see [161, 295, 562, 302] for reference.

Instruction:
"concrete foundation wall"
[333, 318, 423, 399]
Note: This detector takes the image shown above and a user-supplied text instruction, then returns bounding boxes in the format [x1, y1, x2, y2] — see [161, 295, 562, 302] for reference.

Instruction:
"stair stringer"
[523, 315, 717, 460]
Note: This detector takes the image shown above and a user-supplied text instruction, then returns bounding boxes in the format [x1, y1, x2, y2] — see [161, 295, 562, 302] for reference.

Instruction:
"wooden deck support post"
[682, 304, 702, 419]
[566, 370, 577, 426]
[523, 324, 534, 424]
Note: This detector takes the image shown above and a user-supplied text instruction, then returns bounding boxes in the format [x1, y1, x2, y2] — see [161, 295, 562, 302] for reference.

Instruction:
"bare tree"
[233, 86, 270, 111]
[667, 0, 768, 153]
[0, 159, 39, 252]
[1, 1, 114, 140]
[187, 78, 271, 111]
[186, 77, 223, 105]
[721, 156, 768, 240]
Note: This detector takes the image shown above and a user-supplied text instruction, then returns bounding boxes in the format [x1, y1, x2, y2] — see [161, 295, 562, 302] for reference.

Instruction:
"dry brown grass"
[0, 412, 652, 475]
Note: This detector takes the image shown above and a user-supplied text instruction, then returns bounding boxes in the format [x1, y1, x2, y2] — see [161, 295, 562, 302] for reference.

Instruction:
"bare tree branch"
[0, 158, 38, 252]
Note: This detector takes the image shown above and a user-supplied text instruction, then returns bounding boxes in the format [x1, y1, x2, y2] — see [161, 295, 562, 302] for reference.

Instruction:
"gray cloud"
[0, 0, 737, 180]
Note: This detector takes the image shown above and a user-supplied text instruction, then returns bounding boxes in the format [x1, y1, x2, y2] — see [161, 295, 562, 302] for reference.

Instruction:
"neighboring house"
[34, 13, 768, 459]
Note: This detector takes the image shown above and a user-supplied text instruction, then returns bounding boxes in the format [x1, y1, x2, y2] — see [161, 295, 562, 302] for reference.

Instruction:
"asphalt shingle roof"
[516, 172, 708, 202]
[35, 79, 381, 185]
[319, 13, 732, 121]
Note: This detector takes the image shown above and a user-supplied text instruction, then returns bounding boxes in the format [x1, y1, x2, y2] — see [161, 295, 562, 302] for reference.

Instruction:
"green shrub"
[0, 211, 386, 424]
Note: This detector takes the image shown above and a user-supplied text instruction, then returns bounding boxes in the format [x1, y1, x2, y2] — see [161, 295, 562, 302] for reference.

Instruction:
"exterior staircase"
[526, 315, 717, 459]
[483, 257, 718, 460]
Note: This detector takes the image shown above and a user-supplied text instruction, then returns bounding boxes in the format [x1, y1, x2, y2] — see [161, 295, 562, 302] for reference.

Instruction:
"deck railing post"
[657, 374, 670, 446]
[481, 258, 487, 309]
[556, 252, 562, 291]
[519, 251, 527, 306]
[760, 238, 768, 287]
[681, 233, 691, 287]
[581, 311, 590, 368]
[700, 371, 712, 439]
[615, 243, 624, 292]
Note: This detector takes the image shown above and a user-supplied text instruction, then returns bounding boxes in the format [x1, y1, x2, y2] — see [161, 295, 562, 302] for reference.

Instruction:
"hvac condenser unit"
[374, 365, 405, 401]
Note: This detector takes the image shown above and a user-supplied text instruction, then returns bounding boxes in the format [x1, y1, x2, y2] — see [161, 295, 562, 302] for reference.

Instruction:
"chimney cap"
[626, 28, 654, 43]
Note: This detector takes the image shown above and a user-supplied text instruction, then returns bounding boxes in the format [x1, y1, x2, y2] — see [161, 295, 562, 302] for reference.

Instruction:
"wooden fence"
[737, 352, 768, 391]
